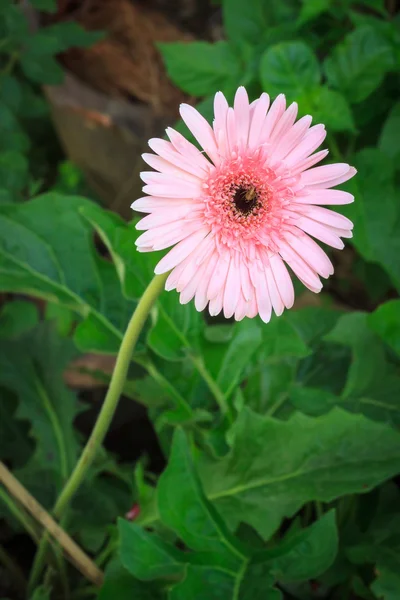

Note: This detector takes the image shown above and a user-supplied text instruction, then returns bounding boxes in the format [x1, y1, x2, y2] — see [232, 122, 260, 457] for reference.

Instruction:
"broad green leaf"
[98, 559, 165, 600]
[0, 300, 39, 339]
[368, 300, 400, 358]
[147, 292, 202, 362]
[379, 102, 400, 163]
[300, 87, 356, 133]
[0, 78, 22, 116]
[30, 586, 51, 600]
[214, 319, 262, 397]
[169, 566, 237, 600]
[324, 26, 394, 103]
[287, 307, 342, 347]
[371, 568, 400, 599]
[0, 194, 136, 353]
[200, 408, 400, 538]
[223, 0, 270, 50]
[0, 151, 29, 194]
[119, 520, 185, 580]
[325, 312, 386, 399]
[260, 314, 311, 359]
[260, 41, 320, 100]
[0, 323, 81, 487]
[0, 389, 33, 467]
[255, 511, 338, 582]
[297, 0, 331, 25]
[159, 41, 241, 97]
[157, 429, 246, 569]
[342, 149, 400, 291]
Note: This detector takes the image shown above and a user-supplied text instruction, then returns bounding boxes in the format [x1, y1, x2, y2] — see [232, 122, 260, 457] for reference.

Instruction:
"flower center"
[232, 186, 259, 216]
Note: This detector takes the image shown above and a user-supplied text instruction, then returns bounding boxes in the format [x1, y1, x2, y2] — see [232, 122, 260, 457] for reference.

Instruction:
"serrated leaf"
[157, 429, 246, 570]
[98, 559, 165, 600]
[200, 408, 400, 538]
[254, 510, 338, 582]
[368, 300, 400, 358]
[119, 520, 185, 580]
[159, 41, 241, 97]
[0, 194, 136, 353]
[260, 41, 320, 100]
[324, 26, 394, 103]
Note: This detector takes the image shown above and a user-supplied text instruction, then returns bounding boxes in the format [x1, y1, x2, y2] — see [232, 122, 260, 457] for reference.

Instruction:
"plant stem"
[190, 354, 232, 419]
[28, 273, 168, 591]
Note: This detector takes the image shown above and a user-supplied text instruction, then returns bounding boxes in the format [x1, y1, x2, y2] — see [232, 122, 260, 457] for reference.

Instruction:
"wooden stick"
[0, 462, 104, 587]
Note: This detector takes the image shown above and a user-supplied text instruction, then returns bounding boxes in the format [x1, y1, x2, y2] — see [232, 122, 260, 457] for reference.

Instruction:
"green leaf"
[0, 194, 136, 353]
[157, 429, 246, 569]
[324, 26, 394, 104]
[159, 41, 241, 97]
[297, 0, 331, 25]
[260, 314, 311, 359]
[147, 292, 202, 362]
[214, 319, 262, 397]
[200, 408, 400, 538]
[379, 102, 400, 163]
[0, 300, 39, 339]
[0, 76, 22, 113]
[342, 149, 400, 291]
[371, 568, 400, 599]
[20, 53, 64, 86]
[301, 87, 356, 133]
[119, 520, 185, 580]
[260, 41, 320, 100]
[0, 151, 29, 195]
[368, 300, 400, 358]
[30, 585, 51, 600]
[255, 511, 338, 582]
[325, 312, 385, 398]
[98, 559, 165, 600]
[223, 0, 270, 50]
[169, 566, 237, 600]
[0, 389, 33, 467]
[0, 323, 81, 487]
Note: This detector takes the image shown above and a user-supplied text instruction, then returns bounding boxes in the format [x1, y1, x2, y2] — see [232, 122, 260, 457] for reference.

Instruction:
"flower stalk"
[28, 273, 168, 592]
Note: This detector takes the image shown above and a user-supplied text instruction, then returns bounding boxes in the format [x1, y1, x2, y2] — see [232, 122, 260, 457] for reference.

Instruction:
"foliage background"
[0, 0, 400, 599]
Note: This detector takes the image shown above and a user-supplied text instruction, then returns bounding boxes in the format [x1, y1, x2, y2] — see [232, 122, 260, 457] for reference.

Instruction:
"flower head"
[132, 87, 356, 323]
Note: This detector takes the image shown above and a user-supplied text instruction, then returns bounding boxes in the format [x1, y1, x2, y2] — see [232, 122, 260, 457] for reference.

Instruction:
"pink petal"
[294, 189, 354, 205]
[297, 205, 353, 230]
[270, 102, 298, 145]
[265, 263, 284, 316]
[293, 215, 345, 249]
[234, 86, 250, 149]
[142, 153, 203, 182]
[254, 269, 272, 324]
[223, 258, 241, 318]
[207, 252, 230, 300]
[285, 230, 334, 278]
[269, 253, 295, 309]
[154, 227, 210, 274]
[291, 150, 329, 176]
[209, 288, 224, 317]
[284, 125, 326, 168]
[248, 93, 270, 149]
[180, 104, 220, 165]
[301, 164, 356, 188]
[278, 239, 323, 292]
[259, 94, 286, 144]
[165, 129, 211, 171]
[272, 115, 312, 163]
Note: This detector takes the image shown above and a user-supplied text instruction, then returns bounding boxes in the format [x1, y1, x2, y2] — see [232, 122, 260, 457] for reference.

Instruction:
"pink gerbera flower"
[132, 87, 356, 323]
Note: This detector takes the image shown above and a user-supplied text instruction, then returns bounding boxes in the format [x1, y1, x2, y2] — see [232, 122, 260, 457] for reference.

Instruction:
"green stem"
[190, 354, 232, 419]
[0, 487, 40, 543]
[328, 135, 343, 161]
[28, 273, 168, 592]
